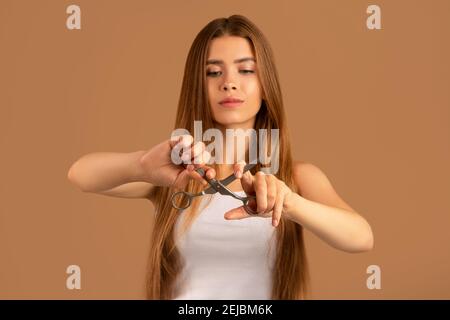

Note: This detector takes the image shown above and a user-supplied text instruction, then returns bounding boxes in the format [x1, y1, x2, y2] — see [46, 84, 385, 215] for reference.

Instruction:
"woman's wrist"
[282, 191, 305, 223]
[129, 150, 150, 182]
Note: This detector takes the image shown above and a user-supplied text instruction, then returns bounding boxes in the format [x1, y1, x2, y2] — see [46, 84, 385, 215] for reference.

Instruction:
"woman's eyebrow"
[206, 57, 255, 65]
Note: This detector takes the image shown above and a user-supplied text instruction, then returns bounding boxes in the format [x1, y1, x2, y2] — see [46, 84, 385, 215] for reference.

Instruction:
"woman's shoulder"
[292, 160, 325, 182]
[292, 160, 356, 212]
[291, 160, 333, 198]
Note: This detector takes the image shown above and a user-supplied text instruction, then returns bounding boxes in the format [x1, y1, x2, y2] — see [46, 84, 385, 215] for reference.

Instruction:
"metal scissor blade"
[202, 185, 218, 194]
[197, 163, 257, 195]
[218, 163, 257, 186]
[192, 167, 216, 195]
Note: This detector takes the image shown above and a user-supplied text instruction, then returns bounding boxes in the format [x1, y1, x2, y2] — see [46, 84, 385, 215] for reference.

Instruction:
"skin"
[68, 35, 374, 253]
[183, 35, 264, 189]
[206, 36, 263, 132]
[182, 35, 374, 252]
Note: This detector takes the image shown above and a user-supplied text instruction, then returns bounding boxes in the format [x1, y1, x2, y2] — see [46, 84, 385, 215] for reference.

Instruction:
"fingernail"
[237, 171, 242, 178]
[273, 219, 278, 227]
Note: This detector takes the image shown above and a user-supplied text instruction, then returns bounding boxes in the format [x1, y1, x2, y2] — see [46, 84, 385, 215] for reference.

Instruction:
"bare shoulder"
[292, 160, 356, 212]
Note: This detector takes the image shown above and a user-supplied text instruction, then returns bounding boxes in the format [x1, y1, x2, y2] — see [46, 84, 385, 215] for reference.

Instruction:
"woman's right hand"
[139, 135, 216, 189]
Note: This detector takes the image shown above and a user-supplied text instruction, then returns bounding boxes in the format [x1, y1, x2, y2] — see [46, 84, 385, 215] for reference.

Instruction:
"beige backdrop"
[1, 0, 449, 299]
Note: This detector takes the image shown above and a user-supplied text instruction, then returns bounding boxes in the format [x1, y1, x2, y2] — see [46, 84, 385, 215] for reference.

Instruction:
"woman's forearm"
[283, 192, 374, 253]
[67, 150, 148, 192]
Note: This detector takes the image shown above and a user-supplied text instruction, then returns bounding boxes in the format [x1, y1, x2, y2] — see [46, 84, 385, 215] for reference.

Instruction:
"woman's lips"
[219, 101, 244, 108]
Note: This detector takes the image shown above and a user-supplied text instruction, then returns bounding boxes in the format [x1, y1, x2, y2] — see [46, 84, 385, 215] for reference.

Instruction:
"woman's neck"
[212, 118, 255, 167]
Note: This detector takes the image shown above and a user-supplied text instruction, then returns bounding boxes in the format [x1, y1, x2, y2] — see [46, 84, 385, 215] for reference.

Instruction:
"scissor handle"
[240, 195, 259, 215]
[171, 191, 192, 210]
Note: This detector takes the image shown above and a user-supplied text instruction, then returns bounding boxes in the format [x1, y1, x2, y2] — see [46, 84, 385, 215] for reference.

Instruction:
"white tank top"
[173, 191, 277, 300]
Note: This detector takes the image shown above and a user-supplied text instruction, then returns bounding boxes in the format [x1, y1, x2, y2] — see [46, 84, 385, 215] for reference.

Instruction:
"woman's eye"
[206, 71, 222, 77]
[206, 70, 254, 77]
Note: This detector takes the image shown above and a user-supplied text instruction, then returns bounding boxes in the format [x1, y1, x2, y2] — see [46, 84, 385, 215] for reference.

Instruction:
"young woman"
[67, 15, 373, 300]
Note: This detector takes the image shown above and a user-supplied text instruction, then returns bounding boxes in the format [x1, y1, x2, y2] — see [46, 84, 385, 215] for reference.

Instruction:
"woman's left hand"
[224, 169, 294, 227]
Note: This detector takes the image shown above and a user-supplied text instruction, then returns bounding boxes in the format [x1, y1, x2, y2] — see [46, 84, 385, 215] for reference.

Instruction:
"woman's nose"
[221, 82, 237, 91]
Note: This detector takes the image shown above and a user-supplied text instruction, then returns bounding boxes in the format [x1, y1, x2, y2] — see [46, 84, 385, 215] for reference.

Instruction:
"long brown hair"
[146, 14, 309, 299]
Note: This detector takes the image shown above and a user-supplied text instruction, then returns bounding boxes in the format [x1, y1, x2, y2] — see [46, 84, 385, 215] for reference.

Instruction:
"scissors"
[170, 163, 259, 215]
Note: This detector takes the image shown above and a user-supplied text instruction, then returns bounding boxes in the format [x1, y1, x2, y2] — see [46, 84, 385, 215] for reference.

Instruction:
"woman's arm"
[67, 150, 155, 200]
[284, 161, 374, 253]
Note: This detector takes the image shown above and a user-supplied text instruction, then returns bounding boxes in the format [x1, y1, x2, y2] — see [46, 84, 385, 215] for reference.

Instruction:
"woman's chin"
[214, 119, 249, 129]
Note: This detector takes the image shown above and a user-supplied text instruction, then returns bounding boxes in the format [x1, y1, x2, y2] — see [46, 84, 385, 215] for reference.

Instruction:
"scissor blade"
[203, 185, 218, 194]
[199, 163, 257, 194]
[219, 163, 257, 186]
[193, 167, 216, 194]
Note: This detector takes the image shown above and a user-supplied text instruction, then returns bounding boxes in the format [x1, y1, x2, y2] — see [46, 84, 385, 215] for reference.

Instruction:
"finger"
[190, 142, 206, 164]
[272, 189, 284, 227]
[241, 170, 255, 195]
[186, 163, 215, 186]
[224, 207, 250, 220]
[233, 160, 246, 179]
[169, 135, 194, 165]
[254, 171, 267, 213]
[265, 174, 277, 213]
[184, 141, 208, 165]
[169, 135, 183, 148]
[203, 165, 216, 180]
[180, 148, 192, 164]
[181, 141, 204, 164]
[173, 135, 195, 164]
[186, 166, 209, 186]
[192, 149, 210, 166]
[170, 134, 193, 149]
[188, 163, 216, 178]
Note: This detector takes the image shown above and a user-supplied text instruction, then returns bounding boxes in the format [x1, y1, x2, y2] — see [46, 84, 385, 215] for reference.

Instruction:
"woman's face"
[206, 35, 263, 130]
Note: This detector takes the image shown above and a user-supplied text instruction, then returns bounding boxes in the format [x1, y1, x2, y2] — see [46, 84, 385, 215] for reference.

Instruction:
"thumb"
[224, 207, 250, 220]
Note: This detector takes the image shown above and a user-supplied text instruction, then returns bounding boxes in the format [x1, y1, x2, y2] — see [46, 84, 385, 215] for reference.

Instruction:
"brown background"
[1, 0, 449, 299]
